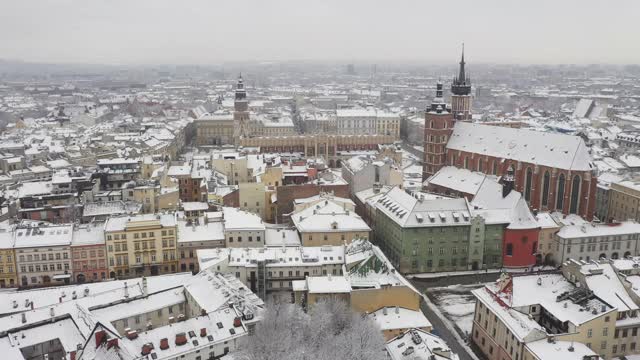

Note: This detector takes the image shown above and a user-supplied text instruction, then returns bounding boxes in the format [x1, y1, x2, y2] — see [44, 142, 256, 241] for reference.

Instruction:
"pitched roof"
[447, 122, 593, 172]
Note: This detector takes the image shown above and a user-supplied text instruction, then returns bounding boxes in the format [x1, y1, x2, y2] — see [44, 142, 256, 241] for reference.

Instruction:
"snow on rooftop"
[447, 122, 593, 172]
[370, 307, 431, 331]
[307, 275, 351, 294]
[386, 328, 459, 360]
[222, 207, 265, 231]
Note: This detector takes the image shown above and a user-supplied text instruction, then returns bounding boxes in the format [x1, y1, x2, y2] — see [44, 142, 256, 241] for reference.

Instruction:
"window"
[569, 175, 581, 214]
[229, 237, 233, 243]
[524, 167, 533, 202]
[506, 243, 513, 256]
[556, 173, 566, 209]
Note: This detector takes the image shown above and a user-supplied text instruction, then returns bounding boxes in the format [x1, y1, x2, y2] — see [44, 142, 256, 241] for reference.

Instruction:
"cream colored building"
[239, 182, 266, 219]
[157, 187, 180, 211]
[609, 181, 640, 222]
[104, 214, 178, 279]
[0, 247, 17, 287]
[291, 196, 370, 246]
[12, 224, 74, 287]
[376, 112, 401, 139]
[472, 273, 617, 360]
[211, 153, 250, 185]
[194, 113, 235, 146]
[535, 212, 560, 265]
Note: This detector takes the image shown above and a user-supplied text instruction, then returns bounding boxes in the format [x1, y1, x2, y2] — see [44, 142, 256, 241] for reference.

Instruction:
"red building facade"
[422, 82, 455, 182]
[502, 227, 540, 268]
[444, 146, 597, 220]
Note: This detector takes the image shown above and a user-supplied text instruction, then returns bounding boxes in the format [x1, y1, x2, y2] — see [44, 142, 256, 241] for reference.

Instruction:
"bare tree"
[237, 298, 386, 360]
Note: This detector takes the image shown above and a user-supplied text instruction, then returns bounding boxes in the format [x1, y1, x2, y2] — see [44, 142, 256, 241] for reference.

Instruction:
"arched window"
[556, 173, 566, 210]
[569, 175, 581, 214]
[464, 157, 469, 169]
[478, 159, 483, 172]
[524, 167, 533, 202]
[541, 171, 550, 207]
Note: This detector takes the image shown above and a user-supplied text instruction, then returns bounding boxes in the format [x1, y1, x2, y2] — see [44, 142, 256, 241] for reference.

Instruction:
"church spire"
[458, 43, 466, 85]
[451, 43, 471, 96]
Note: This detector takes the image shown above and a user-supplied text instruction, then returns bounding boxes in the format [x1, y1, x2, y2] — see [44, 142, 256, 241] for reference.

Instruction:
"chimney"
[160, 338, 169, 350]
[142, 277, 148, 297]
[395, 306, 399, 314]
[200, 328, 207, 337]
[141, 343, 154, 356]
[21, 313, 26, 324]
[233, 317, 242, 327]
[124, 282, 129, 298]
[107, 338, 119, 350]
[383, 307, 388, 316]
[175, 332, 188, 346]
[50, 307, 55, 320]
[501, 166, 515, 198]
[95, 330, 107, 347]
[126, 330, 138, 340]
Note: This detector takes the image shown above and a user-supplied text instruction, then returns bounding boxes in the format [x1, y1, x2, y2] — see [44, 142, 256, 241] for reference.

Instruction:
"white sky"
[0, 0, 638, 65]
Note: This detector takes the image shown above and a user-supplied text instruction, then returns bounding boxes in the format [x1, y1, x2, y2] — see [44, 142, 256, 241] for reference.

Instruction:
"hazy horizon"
[1, 0, 639, 66]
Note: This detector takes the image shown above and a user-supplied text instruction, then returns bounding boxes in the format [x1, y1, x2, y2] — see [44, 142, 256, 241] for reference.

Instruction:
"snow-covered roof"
[104, 213, 176, 232]
[426, 166, 496, 196]
[370, 306, 431, 331]
[9, 224, 73, 248]
[375, 187, 470, 228]
[291, 199, 370, 233]
[264, 227, 301, 247]
[177, 218, 224, 243]
[557, 221, 640, 239]
[222, 207, 265, 231]
[447, 122, 593, 172]
[386, 328, 459, 360]
[306, 275, 351, 294]
[525, 339, 601, 360]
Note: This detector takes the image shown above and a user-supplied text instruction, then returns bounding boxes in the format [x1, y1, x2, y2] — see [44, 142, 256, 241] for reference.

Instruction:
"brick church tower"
[233, 74, 250, 145]
[451, 45, 472, 122]
[422, 82, 455, 182]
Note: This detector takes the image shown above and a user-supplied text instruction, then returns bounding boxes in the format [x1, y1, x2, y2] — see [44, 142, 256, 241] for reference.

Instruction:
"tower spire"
[458, 43, 466, 85]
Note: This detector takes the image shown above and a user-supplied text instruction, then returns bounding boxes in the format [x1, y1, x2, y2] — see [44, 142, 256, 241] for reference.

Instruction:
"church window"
[569, 175, 581, 214]
[556, 174, 566, 210]
[541, 171, 550, 207]
[524, 167, 533, 202]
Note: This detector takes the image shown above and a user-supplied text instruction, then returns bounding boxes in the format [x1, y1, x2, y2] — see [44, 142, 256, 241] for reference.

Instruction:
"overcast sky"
[0, 0, 638, 65]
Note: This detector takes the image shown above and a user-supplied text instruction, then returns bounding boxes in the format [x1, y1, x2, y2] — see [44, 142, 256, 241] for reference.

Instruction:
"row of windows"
[19, 253, 68, 262]
[20, 263, 69, 272]
[73, 250, 104, 258]
[106, 229, 174, 241]
[228, 236, 261, 243]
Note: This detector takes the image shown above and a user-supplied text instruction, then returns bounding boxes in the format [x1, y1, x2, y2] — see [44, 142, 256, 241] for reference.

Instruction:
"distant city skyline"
[1, 0, 638, 65]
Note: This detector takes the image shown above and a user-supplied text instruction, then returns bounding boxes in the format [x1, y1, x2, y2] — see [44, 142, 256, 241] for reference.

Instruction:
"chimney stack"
[142, 277, 148, 297]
